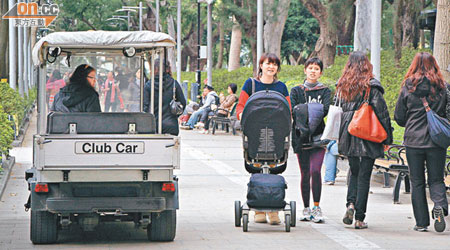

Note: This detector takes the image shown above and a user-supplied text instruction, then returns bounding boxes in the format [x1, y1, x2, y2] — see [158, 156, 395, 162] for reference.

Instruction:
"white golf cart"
[26, 31, 180, 244]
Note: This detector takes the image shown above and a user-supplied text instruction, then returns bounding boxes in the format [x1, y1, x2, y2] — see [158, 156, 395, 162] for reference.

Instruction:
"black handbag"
[170, 81, 184, 116]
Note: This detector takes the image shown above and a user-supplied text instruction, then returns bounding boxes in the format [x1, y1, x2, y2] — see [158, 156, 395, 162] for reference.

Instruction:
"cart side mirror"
[46, 47, 61, 63]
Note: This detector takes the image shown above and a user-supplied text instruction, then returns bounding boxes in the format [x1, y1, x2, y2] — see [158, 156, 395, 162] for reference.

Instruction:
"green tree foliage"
[53, 0, 123, 31]
[281, 0, 319, 64]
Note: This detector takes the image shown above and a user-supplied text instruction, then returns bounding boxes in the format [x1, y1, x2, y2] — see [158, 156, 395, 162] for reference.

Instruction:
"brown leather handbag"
[348, 86, 387, 143]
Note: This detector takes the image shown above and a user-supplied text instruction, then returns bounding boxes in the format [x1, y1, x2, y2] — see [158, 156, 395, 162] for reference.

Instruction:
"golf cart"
[26, 31, 180, 244]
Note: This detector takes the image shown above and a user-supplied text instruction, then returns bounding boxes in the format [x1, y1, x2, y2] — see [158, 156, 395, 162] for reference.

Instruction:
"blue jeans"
[323, 140, 338, 182]
[186, 109, 204, 128]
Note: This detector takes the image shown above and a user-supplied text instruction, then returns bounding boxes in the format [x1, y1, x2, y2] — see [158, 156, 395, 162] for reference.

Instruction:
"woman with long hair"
[236, 53, 291, 225]
[51, 64, 101, 112]
[394, 52, 448, 232]
[337, 51, 393, 229]
[143, 59, 186, 136]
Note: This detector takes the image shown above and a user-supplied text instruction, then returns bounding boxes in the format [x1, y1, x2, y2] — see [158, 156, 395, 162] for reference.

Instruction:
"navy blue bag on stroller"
[235, 90, 296, 232]
[247, 173, 287, 208]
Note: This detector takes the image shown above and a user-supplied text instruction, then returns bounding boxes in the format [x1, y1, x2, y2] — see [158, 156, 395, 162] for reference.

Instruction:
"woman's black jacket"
[143, 74, 187, 136]
[290, 84, 331, 153]
[51, 83, 101, 112]
[394, 77, 448, 148]
[338, 79, 393, 159]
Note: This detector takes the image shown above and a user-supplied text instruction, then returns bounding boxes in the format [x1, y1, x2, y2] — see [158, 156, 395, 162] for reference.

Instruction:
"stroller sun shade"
[241, 90, 291, 161]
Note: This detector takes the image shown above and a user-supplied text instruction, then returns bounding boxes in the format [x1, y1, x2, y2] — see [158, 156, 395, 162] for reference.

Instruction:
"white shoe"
[311, 206, 324, 223]
[195, 122, 205, 128]
[300, 207, 311, 221]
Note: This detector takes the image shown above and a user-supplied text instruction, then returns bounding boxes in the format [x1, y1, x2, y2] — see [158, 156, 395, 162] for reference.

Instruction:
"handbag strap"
[334, 91, 341, 107]
[363, 86, 371, 103]
[421, 97, 431, 112]
[251, 78, 255, 95]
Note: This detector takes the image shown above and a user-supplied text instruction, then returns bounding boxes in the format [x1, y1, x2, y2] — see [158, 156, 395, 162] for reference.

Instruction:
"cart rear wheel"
[242, 214, 249, 232]
[148, 210, 176, 241]
[285, 214, 291, 232]
[290, 201, 296, 227]
[30, 210, 58, 244]
[234, 201, 241, 227]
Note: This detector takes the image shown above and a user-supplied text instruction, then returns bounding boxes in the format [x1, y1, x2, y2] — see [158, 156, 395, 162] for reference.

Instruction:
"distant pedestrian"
[291, 58, 331, 223]
[394, 52, 449, 233]
[337, 51, 393, 229]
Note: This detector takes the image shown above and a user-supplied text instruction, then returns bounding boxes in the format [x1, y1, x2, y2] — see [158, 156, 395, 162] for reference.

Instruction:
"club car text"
[75, 141, 145, 154]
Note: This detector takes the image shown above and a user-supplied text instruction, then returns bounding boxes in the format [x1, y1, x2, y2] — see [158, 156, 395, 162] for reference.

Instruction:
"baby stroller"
[234, 90, 296, 232]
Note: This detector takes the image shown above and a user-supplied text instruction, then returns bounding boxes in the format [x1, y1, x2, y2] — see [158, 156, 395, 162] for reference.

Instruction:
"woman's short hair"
[228, 83, 237, 94]
[304, 58, 323, 72]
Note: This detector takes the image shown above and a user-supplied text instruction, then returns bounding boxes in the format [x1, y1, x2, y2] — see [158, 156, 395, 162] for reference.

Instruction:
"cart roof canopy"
[32, 31, 176, 66]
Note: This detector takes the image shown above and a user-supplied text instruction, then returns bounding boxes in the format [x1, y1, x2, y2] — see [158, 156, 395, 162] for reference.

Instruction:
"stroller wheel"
[285, 214, 291, 232]
[242, 214, 249, 232]
[290, 201, 296, 227]
[234, 201, 241, 227]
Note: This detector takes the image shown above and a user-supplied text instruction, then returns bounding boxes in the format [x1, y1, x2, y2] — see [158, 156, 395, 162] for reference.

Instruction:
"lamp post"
[197, 0, 214, 88]
[115, 9, 137, 31]
[121, 4, 146, 31]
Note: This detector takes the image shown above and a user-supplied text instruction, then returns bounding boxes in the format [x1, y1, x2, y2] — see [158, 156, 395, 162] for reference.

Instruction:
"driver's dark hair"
[153, 59, 171, 76]
[69, 64, 95, 89]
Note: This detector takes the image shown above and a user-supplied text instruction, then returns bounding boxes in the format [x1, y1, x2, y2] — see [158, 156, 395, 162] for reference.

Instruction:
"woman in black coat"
[51, 64, 101, 113]
[143, 60, 186, 136]
[394, 52, 448, 233]
[337, 52, 393, 229]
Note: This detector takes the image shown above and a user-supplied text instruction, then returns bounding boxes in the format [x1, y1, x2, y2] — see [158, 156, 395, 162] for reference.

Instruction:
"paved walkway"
[0, 114, 449, 249]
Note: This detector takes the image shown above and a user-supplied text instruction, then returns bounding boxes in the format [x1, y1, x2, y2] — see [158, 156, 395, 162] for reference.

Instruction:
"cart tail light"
[35, 183, 49, 193]
[162, 183, 175, 192]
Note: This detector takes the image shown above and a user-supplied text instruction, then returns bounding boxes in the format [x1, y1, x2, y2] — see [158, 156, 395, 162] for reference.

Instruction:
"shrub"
[0, 81, 25, 123]
[0, 105, 13, 157]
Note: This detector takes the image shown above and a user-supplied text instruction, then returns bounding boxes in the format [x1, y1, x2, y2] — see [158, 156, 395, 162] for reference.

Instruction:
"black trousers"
[406, 147, 448, 227]
[346, 156, 375, 221]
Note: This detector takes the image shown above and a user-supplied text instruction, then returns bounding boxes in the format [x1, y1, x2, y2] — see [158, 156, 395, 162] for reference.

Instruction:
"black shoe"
[433, 206, 446, 233]
[343, 204, 355, 225]
[413, 225, 428, 232]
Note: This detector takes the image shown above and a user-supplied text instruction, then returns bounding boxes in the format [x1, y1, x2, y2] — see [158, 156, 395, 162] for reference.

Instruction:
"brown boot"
[268, 212, 281, 225]
[254, 212, 267, 223]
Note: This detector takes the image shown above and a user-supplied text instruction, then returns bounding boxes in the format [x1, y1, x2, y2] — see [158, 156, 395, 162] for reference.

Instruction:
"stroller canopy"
[241, 90, 291, 161]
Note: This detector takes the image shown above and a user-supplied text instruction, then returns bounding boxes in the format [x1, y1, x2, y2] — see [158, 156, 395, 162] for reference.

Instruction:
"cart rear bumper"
[46, 197, 166, 213]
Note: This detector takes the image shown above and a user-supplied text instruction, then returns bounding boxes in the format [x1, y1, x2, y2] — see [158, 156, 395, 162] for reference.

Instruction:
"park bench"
[373, 145, 410, 204]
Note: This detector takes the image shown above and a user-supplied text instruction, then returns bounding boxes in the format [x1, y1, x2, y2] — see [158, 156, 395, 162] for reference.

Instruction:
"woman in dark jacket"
[337, 52, 393, 229]
[143, 60, 186, 136]
[291, 58, 331, 223]
[51, 64, 101, 112]
[394, 52, 448, 233]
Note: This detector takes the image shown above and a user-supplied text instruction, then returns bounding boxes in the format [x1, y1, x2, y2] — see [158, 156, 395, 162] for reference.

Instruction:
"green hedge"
[0, 82, 36, 163]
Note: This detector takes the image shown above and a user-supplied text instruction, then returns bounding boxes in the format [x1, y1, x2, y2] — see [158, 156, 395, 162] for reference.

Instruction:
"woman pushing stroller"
[236, 53, 291, 225]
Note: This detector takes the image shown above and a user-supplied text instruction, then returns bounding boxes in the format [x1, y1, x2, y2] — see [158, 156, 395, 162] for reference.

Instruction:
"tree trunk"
[434, 0, 450, 81]
[401, 1, 421, 47]
[166, 15, 177, 73]
[228, 21, 242, 71]
[0, 0, 9, 79]
[393, 0, 404, 66]
[263, 0, 291, 57]
[339, 3, 356, 45]
[301, 0, 337, 67]
[233, 0, 258, 72]
[215, 19, 225, 69]
[354, 0, 371, 52]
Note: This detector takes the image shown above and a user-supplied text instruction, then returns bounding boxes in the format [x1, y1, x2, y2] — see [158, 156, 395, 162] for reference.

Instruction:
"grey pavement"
[1, 113, 450, 249]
